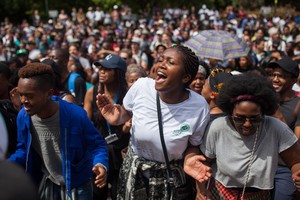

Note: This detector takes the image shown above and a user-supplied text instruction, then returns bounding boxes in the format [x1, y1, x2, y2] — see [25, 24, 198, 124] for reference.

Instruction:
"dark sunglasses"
[231, 115, 263, 125]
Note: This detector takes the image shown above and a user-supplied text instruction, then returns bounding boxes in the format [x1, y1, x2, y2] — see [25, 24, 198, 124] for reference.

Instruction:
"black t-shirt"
[280, 96, 300, 130]
[91, 83, 130, 170]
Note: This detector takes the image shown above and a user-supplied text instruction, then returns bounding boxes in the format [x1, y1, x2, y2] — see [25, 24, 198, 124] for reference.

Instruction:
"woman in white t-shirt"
[195, 73, 300, 199]
[96, 45, 211, 200]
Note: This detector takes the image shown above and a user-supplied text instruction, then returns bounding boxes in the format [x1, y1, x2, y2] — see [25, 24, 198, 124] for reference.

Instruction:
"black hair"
[256, 27, 266, 36]
[170, 45, 199, 87]
[71, 61, 87, 81]
[41, 58, 64, 92]
[115, 69, 128, 104]
[217, 73, 279, 116]
[270, 50, 285, 58]
[18, 62, 55, 91]
[235, 54, 254, 72]
[260, 55, 279, 69]
[8, 56, 22, 69]
[283, 24, 290, 30]
[100, 68, 127, 105]
[254, 38, 265, 46]
[247, 67, 268, 77]
[199, 60, 210, 79]
[0, 62, 11, 80]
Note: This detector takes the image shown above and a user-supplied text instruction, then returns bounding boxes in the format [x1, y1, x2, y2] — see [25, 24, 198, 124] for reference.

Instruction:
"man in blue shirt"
[9, 62, 108, 200]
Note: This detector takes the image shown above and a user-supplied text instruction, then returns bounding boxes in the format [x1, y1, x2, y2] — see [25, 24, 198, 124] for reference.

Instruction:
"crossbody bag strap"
[156, 92, 174, 198]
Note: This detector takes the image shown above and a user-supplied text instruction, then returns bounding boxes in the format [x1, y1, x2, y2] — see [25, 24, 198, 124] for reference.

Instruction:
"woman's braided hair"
[170, 45, 199, 87]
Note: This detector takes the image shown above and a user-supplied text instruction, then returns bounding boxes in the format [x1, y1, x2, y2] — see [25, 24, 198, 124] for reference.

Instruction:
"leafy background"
[0, 0, 299, 24]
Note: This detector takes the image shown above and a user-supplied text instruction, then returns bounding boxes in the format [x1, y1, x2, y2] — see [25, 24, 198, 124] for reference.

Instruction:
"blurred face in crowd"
[131, 42, 139, 52]
[156, 34, 162, 42]
[201, 78, 212, 102]
[120, 52, 129, 60]
[182, 31, 189, 41]
[189, 72, 206, 94]
[156, 45, 166, 55]
[239, 56, 248, 70]
[256, 29, 264, 39]
[283, 26, 290, 36]
[49, 49, 68, 69]
[162, 34, 172, 46]
[256, 40, 265, 52]
[243, 35, 251, 47]
[271, 32, 280, 40]
[69, 45, 78, 56]
[126, 72, 143, 88]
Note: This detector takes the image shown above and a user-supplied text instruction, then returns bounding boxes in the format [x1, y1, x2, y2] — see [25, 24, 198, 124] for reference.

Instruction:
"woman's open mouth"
[156, 71, 167, 83]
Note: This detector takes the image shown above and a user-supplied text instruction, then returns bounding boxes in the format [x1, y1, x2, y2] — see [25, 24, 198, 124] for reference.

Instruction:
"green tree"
[0, 0, 299, 24]
[91, 0, 122, 11]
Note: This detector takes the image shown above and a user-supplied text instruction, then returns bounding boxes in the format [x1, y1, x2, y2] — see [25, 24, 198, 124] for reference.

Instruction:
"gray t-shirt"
[200, 116, 297, 189]
[31, 107, 64, 185]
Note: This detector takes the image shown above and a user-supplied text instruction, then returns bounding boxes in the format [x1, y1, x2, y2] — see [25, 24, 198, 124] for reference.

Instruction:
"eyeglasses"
[231, 115, 263, 125]
[268, 73, 292, 80]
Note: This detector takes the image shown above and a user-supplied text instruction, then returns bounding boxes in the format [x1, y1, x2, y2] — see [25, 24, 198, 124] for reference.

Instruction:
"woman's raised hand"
[96, 93, 122, 125]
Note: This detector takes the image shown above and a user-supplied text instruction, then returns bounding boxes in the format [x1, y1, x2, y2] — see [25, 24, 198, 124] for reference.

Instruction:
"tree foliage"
[0, 0, 299, 24]
[91, 0, 122, 11]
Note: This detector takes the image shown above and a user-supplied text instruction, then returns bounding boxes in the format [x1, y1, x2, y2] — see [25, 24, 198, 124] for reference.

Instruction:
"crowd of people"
[1, 3, 300, 200]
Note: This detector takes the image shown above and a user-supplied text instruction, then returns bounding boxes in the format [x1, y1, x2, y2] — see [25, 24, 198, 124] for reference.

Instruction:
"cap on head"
[131, 37, 141, 45]
[267, 57, 299, 78]
[16, 49, 27, 55]
[141, 29, 149, 35]
[134, 29, 141, 36]
[268, 27, 279, 36]
[158, 19, 164, 25]
[156, 29, 163, 35]
[94, 54, 127, 72]
[155, 43, 166, 52]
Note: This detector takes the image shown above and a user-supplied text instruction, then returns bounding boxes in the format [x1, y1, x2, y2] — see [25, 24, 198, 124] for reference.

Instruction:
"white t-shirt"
[123, 78, 210, 162]
[200, 116, 297, 189]
[95, 10, 105, 22]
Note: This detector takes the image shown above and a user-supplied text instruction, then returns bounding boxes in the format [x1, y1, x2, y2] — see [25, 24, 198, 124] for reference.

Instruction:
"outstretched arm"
[96, 93, 132, 125]
[184, 144, 212, 183]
